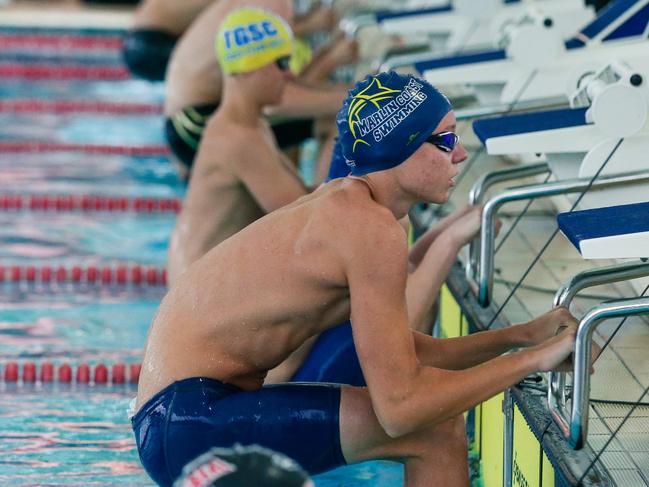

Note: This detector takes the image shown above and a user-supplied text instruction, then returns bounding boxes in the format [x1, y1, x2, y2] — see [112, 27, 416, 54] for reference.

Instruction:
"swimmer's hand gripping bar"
[548, 297, 649, 449]
[476, 170, 649, 307]
[547, 261, 649, 449]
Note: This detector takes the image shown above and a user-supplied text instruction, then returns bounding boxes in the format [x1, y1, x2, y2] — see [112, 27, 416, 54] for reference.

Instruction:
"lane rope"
[0, 33, 123, 50]
[0, 194, 180, 213]
[0, 264, 167, 286]
[0, 141, 170, 156]
[0, 99, 162, 115]
[0, 63, 130, 80]
[1, 361, 140, 385]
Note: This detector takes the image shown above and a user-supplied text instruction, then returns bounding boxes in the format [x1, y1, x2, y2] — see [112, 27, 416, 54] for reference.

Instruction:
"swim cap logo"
[347, 77, 428, 153]
[181, 457, 236, 487]
[221, 22, 284, 62]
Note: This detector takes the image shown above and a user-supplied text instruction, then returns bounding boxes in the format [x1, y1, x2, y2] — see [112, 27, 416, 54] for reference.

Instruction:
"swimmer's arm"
[298, 35, 359, 84]
[291, 3, 338, 37]
[345, 219, 551, 437]
[405, 231, 460, 332]
[405, 207, 481, 330]
[235, 141, 309, 213]
[408, 205, 475, 267]
[264, 82, 348, 118]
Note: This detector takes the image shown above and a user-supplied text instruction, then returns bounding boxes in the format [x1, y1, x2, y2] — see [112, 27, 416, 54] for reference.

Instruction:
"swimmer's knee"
[414, 414, 467, 456]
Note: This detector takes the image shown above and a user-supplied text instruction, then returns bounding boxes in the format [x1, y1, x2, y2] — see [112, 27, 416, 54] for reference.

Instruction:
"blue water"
[0, 114, 166, 145]
[0, 153, 179, 195]
[0, 213, 174, 265]
[0, 28, 404, 486]
[0, 79, 165, 104]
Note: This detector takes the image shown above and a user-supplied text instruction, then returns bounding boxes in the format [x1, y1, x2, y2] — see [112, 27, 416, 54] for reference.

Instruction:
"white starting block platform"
[472, 58, 649, 209]
[372, 0, 593, 56]
[417, 0, 649, 106]
[558, 201, 649, 258]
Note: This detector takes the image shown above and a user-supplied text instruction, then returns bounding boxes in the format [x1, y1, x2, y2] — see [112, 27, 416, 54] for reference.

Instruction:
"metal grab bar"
[466, 163, 550, 292]
[477, 170, 649, 307]
[553, 261, 649, 309]
[548, 297, 649, 449]
[548, 261, 649, 449]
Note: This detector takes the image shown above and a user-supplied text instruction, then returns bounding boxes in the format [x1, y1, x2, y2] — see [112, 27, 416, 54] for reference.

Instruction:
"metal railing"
[466, 163, 550, 294]
[476, 170, 649, 307]
[548, 261, 649, 449]
[549, 297, 649, 449]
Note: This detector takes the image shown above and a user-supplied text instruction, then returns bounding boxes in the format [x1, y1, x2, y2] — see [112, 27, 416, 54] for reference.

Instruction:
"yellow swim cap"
[216, 8, 294, 75]
[289, 38, 312, 75]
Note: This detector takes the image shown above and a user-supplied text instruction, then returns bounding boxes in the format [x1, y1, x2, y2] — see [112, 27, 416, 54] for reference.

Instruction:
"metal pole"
[466, 163, 550, 288]
[503, 389, 515, 487]
[546, 298, 649, 448]
[553, 261, 649, 309]
[477, 170, 649, 307]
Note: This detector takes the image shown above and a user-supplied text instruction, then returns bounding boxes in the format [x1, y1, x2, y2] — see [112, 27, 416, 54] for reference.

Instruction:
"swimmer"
[166, 8, 481, 385]
[164, 0, 356, 180]
[123, 0, 215, 81]
[133, 71, 582, 487]
[166, 8, 309, 285]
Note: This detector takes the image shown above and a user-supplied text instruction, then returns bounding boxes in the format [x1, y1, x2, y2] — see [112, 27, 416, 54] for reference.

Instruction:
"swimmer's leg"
[340, 386, 469, 487]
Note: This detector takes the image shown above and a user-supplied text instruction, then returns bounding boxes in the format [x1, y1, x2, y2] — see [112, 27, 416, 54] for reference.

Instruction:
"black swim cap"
[174, 444, 312, 487]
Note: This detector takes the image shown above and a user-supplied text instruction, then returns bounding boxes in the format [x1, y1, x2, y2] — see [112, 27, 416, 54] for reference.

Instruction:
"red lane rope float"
[0, 265, 167, 286]
[0, 99, 162, 115]
[0, 64, 130, 80]
[0, 141, 170, 156]
[0, 34, 123, 50]
[0, 195, 181, 213]
[2, 361, 140, 385]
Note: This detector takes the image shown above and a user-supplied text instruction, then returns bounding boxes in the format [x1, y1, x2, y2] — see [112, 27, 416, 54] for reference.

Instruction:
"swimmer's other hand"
[445, 205, 482, 247]
[326, 35, 359, 67]
[521, 307, 578, 347]
[529, 323, 577, 373]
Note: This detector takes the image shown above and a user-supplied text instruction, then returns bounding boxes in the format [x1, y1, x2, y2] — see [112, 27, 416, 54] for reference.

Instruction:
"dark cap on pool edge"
[174, 444, 312, 487]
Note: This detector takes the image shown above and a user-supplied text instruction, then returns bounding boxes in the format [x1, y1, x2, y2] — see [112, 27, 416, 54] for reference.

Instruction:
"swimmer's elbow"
[374, 387, 424, 438]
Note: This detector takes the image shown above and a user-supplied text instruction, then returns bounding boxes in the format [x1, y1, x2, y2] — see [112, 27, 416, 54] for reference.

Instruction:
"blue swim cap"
[327, 138, 349, 181]
[337, 71, 452, 176]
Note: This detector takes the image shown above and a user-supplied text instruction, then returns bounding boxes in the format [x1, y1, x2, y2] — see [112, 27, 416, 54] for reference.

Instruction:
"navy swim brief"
[291, 321, 366, 387]
[122, 28, 178, 81]
[165, 105, 315, 177]
[131, 377, 346, 486]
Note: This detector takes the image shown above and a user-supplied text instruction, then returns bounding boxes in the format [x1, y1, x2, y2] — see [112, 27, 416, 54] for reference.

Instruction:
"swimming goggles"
[425, 131, 459, 153]
[275, 56, 291, 71]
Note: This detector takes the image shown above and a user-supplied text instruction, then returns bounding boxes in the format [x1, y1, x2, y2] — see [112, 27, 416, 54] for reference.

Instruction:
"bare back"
[166, 112, 305, 284]
[164, 0, 292, 115]
[138, 181, 400, 408]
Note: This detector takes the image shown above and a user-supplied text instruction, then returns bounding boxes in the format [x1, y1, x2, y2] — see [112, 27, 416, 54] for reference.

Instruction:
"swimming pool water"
[0, 213, 174, 265]
[0, 79, 165, 104]
[0, 153, 180, 195]
[0, 27, 405, 486]
[0, 114, 166, 146]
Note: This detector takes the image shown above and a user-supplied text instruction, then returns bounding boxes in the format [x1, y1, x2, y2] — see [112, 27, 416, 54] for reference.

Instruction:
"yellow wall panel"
[440, 284, 463, 338]
[481, 393, 504, 487]
[542, 453, 555, 487]
[513, 406, 541, 487]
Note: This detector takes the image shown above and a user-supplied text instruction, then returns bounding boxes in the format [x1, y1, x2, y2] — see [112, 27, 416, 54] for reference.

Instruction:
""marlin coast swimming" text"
[357, 78, 428, 143]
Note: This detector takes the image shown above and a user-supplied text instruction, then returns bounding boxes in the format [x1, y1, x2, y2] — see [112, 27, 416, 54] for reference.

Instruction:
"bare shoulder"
[198, 117, 268, 165]
[319, 184, 409, 265]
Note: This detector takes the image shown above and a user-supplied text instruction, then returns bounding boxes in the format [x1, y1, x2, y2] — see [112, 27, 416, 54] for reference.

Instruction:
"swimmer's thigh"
[166, 382, 347, 476]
